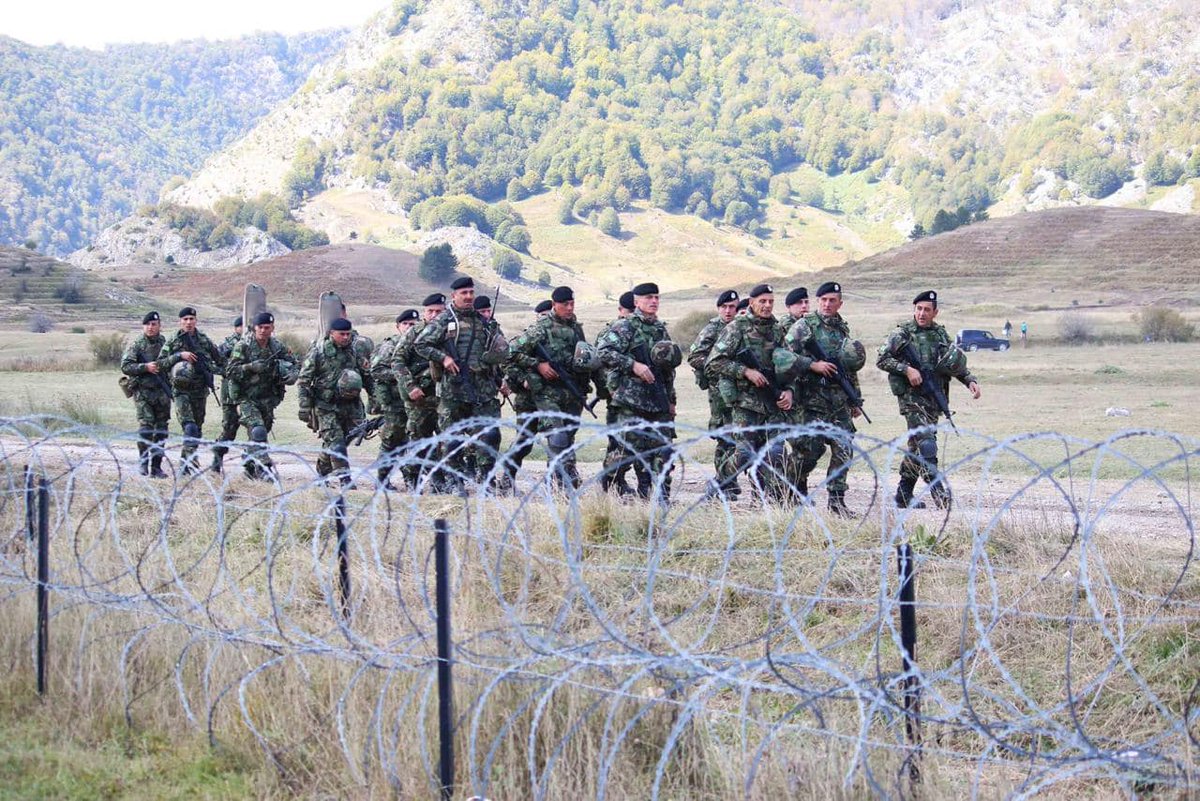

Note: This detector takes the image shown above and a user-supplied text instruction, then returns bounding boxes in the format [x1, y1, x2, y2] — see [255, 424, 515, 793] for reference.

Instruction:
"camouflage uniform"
[704, 313, 791, 500]
[212, 331, 244, 469]
[596, 311, 677, 500]
[162, 328, 225, 472]
[391, 321, 440, 487]
[369, 334, 409, 486]
[120, 332, 183, 476]
[508, 311, 591, 488]
[298, 337, 371, 481]
[877, 319, 976, 505]
[501, 358, 540, 484]
[687, 316, 734, 484]
[595, 318, 633, 494]
[784, 312, 865, 504]
[412, 305, 509, 489]
[225, 335, 298, 477]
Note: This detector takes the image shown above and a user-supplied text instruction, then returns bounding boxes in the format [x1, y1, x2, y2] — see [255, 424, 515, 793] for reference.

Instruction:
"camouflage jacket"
[596, 310, 676, 414]
[876, 319, 976, 402]
[705, 313, 787, 415]
[162, 329, 225, 394]
[120, 333, 179, 398]
[391, 321, 436, 400]
[412, 305, 508, 403]
[509, 312, 589, 404]
[686, 316, 726, 391]
[217, 333, 242, 360]
[225, 335, 298, 405]
[591, 318, 620, 399]
[369, 334, 404, 409]
[298, 337, 368, 410]
[785, 312, 862, 410]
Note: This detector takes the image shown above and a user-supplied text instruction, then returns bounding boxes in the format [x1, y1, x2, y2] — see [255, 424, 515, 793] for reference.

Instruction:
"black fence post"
[335, 495, 351, 620]
[24, 465, 35, 542]
[435, 518, 454, 800]
[897, 543, 921, 783]
[36, 477, 49, 697]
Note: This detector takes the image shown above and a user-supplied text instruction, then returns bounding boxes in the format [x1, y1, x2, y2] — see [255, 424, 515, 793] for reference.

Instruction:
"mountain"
[0, 29, 350, 255]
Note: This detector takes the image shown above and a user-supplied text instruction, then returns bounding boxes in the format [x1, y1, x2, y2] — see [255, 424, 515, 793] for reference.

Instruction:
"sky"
[3, 0, 387, 49]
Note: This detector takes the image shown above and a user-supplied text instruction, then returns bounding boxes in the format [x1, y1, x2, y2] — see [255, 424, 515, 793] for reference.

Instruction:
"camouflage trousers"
[173, 389, 209, 465]
[403, 396, 440, 486]
[533, 388, 584, 488]
[794, 404, 856, 494]
[213, 381, 241, 458]
[601, 399, 633, 491]
[315, 402, 366, 477]
[133, 390, 171, 462]
[377, 403, 409, 459]
[707, 387, 736, 482]
[504, 392, 539, 479]
[237, 398, 278, 469]
[437, 396, 501, 484]
[717, 407, 790, 501]
[602, 407, 676, 499]
[899, 398, 942, 483]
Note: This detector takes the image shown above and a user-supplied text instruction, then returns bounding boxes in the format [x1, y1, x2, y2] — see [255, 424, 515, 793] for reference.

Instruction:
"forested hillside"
[0, 30, 348, 254]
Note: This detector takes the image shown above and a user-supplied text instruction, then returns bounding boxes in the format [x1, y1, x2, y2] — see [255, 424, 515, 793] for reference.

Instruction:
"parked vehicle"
[955, 329, 1010, 351]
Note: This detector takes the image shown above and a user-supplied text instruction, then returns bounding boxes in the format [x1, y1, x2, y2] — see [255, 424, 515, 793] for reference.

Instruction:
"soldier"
[534, 299, 553, 317]
[392, 294, 445, 489]
[508, 286, 596, 489]
[370, 309, 419, 489]
[225, 312, 298, 480]
[877, 290, 981, 509]
[298, 317, 369, 486]
[596, 282, 680, 502]
[704, 284, 793, 501]
[162, 306, 225, 475]
[211, 316, 243, 473]
[597, 291, 635, 495]
[501, 303, 553, 486]
[778, 287, 809, 331]
[736, 297, 750, 316]
[120, 311, 190, 478]
[784, 281, 867, 517]
[412, 277, 510, 492]
[466, 294, 508, 481]
[687, 289, 740, 486]
[778, 287, 811, 490]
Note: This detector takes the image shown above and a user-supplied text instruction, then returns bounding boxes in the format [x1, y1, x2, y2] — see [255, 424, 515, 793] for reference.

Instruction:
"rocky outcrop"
[69, 217, 289, 270]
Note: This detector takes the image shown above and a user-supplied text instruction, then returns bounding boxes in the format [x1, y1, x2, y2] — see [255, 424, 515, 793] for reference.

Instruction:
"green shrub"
[89, 332, 127, 366]
[1134, 306, 1195, 342]
[493, 249, 523, 280]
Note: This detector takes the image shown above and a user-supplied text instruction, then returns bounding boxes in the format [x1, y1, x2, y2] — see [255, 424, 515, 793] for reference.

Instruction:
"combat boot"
[149, 455, 168, 479]
[210, 451, 223, 474]
[827, 490, 856, 519]
[377, 466, 397, 491]
[929, 478, 952, 510]
[137, 442, 150, 476]
[894, 476, 925, 509]
[182, 457, 200, 476]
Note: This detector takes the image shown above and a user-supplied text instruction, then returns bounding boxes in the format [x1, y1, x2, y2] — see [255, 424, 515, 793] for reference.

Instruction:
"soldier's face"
[913, 302, 938, 327]
[553, 299, 574, 318]
[817, 293, 842, 317]
[751, 295, 774, 318]
[234, 326, 243, 336]
[331, 330, 353, 347]
[635, 293, 659, 317]
[478, 307, 493, 320]
[717, 301, 738, 323]
[180, 315, 197, 334]
[453, 288, 474, 309]
[424, 304, 445, 321]
[399, 321, 416, 334]
[254, 323, 273, 343]
[788, 299, 809, 316]
[144, 320, 161, 337]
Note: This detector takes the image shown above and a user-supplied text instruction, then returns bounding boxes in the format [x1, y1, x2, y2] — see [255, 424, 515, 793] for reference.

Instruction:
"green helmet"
[650, 341, 682, 368]
[351, 335, 374, 362]
[937, 344, 966, 374]
[170, 360, 198, 390]
[841, 339, 867, 372]
[573, 341, 601, 372]
[772, 348, 801, 384]
[481, 331, 509, 366]
[336, 368, 363, 400]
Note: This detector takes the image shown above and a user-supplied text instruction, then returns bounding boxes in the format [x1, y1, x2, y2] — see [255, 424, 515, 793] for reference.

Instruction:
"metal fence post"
[36, 477, 49, 696]
[435, 518, 454, 800]
[897, 543, 921, 783]
[335, 495, 350, 620]
[24, 465, 35, 542]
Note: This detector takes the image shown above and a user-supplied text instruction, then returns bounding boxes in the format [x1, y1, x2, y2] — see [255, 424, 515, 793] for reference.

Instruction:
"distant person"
[120, 311, 190, 478]
[1003, 320, 1012, 339]
[1020, 321, 1028, 345]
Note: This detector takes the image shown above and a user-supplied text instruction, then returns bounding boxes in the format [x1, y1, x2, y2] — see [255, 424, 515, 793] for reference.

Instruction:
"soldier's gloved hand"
[368, 398, 381, 415]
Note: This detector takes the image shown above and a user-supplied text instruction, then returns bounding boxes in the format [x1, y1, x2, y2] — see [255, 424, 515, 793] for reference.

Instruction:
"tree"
[929, 209, 956, 235]
[557, 188, 580, 224]
[493, 248, 523, 280]
[909, 222, 926, 240]
[419, 243, 458, 282]
[597, 207, 621, 237]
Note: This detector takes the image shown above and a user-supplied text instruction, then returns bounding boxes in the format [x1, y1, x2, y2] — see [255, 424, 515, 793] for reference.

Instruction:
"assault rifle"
[804, 338, 871, 424]
[443, 334, 482, 406]
[346, 415, 386, 447]
[534, 342, 599, 418]
[902, 342, 956, 432]
[735, 348, 786, 408]
[183, 332, 220, 403]
[630, 341, 671, 415]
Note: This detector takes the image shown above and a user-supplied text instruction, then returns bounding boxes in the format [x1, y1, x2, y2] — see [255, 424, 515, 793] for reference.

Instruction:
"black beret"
[618, 291, 635, 311]
[785, 287, 808, 306]
[551, 286, 574, 303]
[450, 276, 474, 290]
[736, 298, 750, 311]
[396, 309, 419, 323]
[329, 318, 353, 332]
[534, 300, 553, 314]
[473, 295, 491, 310]
[142, 311, 160, 325]
[816, 281, 842, 297]
[913, 290, 938, 305]
[178, 306, 197, 318]
[253, 312, 274, 326]
[632, 282, 659, 296]
[716, 290, 739, 306]
[749, 283, 773, 298]
[232, 315, 243, 328]
[422, 293, 446, 307]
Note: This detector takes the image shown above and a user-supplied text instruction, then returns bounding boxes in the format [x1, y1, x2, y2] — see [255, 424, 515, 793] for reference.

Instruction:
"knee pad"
[250, 425, 268, 443]
[478, 427, 502, 452]
[184, 422, 201, 439]
[547, 430, 573, 452]
[917, 435, 938, 463]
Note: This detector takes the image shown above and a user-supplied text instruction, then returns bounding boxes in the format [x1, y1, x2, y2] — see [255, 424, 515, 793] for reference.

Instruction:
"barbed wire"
[0, 414, 1197, 798]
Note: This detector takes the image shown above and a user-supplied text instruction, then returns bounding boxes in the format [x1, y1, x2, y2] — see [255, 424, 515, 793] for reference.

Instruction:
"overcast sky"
[3, 0, 387, 48]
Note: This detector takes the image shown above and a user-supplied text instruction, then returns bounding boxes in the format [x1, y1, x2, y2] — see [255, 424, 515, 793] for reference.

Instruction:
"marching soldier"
[507, 286, 596, 489]
[501, 303, 553, 486]
[778, 287, 811, 489]
[225, 312, 298, 480]
[596, 282, 680, 502]
[412, 277, 510, 492]
[687, 289, 740, 487]
[704, 284, 793, 501]
[392, 294, 445, 489]
[120, 311, 189, 478]
[778, 287, 809, 330]
[370, 309, 419, 489]
[211, 316, 243, 473]
[162, 306, 225, 475]
[784, 281, 867, 517]
[877, 290, 981, 509]
[597, 291, 635, 495]
[298, 318, 369, 486]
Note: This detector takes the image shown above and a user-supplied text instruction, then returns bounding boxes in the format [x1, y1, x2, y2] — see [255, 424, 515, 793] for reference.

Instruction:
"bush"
[671, 310, 713, 349]
[537, 270, 552, 287]
[89, 332, 127, 365]
[28, 313, 54, 333]
[493, 249, 523, 280]
[276, 332, 310, 358]
[69, 326, 85, 334]
[418, 243, 458, 282]
[1134, 306, 1195, 342]
[55, 276, 85, 304]
[597, 207, 621, 237]
[1057, 312, 1095, 344]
